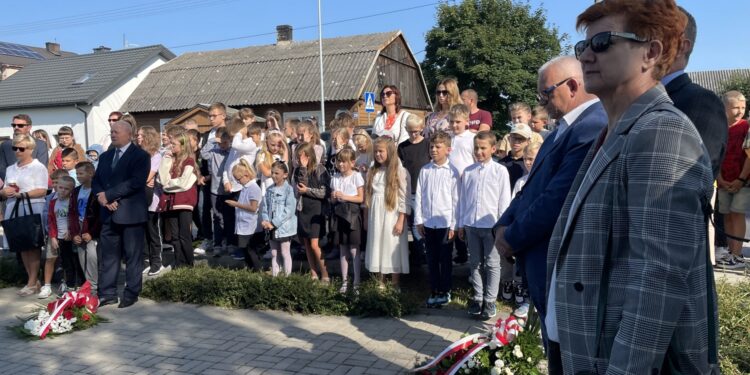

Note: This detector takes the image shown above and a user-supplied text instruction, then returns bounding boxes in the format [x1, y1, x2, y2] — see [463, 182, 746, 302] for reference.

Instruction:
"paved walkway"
[0, 287, 505, 375]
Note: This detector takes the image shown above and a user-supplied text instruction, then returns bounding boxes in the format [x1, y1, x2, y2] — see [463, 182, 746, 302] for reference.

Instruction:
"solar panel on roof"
[0, 42, 44, 60]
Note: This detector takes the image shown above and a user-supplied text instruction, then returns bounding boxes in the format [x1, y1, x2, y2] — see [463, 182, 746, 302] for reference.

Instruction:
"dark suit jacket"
[498, 102, 607, 259]
[666, 73, 727, 178]
[92, 143, 150, 225]
[0, 138, 49, 180]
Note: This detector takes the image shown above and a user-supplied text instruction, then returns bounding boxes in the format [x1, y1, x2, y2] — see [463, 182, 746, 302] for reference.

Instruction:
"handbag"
[1, 194, 45, 251]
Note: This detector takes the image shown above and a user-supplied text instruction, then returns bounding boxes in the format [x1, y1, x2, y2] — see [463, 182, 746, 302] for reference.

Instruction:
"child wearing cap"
[498, 123, 533, 189]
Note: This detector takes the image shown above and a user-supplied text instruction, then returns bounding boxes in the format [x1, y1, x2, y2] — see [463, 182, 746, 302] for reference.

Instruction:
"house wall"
[0, 55, 169, 150]
[89, 56, 169, 147]
[0, 107, 85, 150]
[132, 101, 358, 132]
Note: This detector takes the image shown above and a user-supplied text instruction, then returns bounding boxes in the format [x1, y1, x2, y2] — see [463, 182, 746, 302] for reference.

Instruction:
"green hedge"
[717, 278, 750, 374]
[142, 265, 420, 317]
[0, 256, 25, 288]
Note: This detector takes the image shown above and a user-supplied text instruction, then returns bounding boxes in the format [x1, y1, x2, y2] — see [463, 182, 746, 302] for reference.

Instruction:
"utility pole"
[317, 0, 326, 133]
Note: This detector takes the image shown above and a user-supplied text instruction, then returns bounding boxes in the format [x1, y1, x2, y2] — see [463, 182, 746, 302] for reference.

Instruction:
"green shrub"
[142, 265, 419, 317]
[717, 278, 750, 374]
[0, 255, 26, 288]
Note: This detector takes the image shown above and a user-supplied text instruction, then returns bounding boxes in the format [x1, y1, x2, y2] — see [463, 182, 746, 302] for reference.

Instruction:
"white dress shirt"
[414, 160, 459, 229]
[449, 130, 476, 176]
[457, 160, 511, 228]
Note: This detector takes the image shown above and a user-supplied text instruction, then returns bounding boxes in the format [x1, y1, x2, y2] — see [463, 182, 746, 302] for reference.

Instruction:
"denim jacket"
[260, 181, 297, 238]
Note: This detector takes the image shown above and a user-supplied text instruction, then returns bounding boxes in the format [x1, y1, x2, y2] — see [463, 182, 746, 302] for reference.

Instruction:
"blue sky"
[2, 0, 743, 72]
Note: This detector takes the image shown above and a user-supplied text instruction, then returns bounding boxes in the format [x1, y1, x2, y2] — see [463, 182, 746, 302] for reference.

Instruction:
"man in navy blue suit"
[494, 56, 607, 345]
[93, 120, 150, 308]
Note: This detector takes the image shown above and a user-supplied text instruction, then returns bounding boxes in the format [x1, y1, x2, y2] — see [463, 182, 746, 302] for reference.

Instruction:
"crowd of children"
[14, 96, 553, 321]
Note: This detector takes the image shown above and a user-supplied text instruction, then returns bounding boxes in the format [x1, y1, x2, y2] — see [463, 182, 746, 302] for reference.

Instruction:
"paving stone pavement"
[0, 288, 507, 375]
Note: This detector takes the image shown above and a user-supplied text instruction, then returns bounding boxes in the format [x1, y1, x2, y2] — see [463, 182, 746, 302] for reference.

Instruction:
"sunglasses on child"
[11, 146, 27, 152]
[574, 31, 648, 60]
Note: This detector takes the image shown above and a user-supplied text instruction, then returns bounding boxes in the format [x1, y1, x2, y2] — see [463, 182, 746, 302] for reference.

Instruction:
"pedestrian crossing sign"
[364, 92, 376, 113]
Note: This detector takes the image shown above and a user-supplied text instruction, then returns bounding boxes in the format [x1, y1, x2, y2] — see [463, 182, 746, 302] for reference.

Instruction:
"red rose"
[63, 310, 74, 320]
[47, 302, 56, 313]
[75, 298, 86, 308]
[81, 313, 91, 321]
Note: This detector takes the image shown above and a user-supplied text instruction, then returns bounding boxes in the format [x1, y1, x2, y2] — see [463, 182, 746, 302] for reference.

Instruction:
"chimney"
[45, 42, 61, 56]
[276, 25, 293, 45]
[93, 46, 111, 54]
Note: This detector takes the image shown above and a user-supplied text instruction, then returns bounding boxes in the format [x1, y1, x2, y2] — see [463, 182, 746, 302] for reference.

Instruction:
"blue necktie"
[112, 149, 121, 168]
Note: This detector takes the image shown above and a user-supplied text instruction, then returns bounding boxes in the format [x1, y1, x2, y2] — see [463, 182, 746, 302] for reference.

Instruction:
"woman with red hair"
[545, 1, 718, 373]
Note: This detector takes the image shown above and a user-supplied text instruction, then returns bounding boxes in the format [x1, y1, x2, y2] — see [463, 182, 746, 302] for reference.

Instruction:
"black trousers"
[144, 212, 162, 269]
[200, 184, 213, 240]
[238, 232, 265, 271]
[97, 219, 145, 301]
[166, 210, 194, 268]
[547, 341, 564, 375]
[59, 239, 84, 287]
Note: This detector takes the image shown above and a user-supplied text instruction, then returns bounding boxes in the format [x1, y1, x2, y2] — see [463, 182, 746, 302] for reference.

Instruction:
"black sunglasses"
[574, 31, 648, 59]
[435, 90, 450, 96]
[11, 146, 26, 152]
[536, 77, 573, 105]
[381, 91, 394, 98]
[108, 118, 119, 122]
[10, 123, 28, 128]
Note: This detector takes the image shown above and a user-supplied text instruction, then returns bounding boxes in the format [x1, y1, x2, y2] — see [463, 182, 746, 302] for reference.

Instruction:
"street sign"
[364, 92, 376, 113]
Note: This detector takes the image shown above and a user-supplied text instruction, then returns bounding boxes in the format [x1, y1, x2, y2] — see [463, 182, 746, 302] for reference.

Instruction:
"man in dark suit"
[494, 56, 606, 350]
[664, 7, 726, 178]
[93, 120, 150, 308]
[663, 8, 728, 265]
[0, 114, 49, 180]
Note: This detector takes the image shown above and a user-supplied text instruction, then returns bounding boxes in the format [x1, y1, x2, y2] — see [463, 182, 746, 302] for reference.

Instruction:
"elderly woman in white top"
[1, 134, 49, 296]
[372, 85, 410, 144]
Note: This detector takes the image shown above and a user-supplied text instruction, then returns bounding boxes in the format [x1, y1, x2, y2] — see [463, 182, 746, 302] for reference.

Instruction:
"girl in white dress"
[364, 136, 411, 290]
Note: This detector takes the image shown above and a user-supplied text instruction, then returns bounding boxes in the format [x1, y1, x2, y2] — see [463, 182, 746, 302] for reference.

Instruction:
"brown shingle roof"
[124, 31, 402, 112]
[687, 69, 750, 94]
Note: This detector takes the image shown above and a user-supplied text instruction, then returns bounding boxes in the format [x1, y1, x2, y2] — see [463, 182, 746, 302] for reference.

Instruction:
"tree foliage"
[720, 74, 750, 99]
[421, 0, 567, 129]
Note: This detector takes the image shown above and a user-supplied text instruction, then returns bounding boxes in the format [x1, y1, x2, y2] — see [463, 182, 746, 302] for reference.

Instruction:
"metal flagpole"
[317, 0, 326, 133]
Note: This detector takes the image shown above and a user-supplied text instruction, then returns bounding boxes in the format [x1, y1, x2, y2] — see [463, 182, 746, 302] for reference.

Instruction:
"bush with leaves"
[141, 265, 420, 317]
[717, 278, 750, 374]
[0, 255, 25, 288]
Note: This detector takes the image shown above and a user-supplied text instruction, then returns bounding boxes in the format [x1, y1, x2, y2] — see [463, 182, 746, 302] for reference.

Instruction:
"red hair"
[576, 0, 686, 80]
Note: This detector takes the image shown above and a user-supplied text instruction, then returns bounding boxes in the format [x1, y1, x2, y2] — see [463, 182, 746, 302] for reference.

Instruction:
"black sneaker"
[501, 281, 514, 303]
[482, 301, 497, 319]
[514, 282, 528, 305]
[468, 300, 482, 316]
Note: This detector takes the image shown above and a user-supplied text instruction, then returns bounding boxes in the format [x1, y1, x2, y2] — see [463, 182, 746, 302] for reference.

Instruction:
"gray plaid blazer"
[546, 86, 719, 375]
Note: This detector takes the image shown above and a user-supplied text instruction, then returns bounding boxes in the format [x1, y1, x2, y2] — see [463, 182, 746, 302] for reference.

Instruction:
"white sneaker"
[37, 285, 52, 299]
[195, 239, 212, 252]
[194, 248, 206, 256]
[715, 246, 729, 259]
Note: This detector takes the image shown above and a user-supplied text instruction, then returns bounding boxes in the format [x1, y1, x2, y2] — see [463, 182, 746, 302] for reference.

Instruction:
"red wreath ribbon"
[412, 316, 524, 374]
[38, 281, 98, 339]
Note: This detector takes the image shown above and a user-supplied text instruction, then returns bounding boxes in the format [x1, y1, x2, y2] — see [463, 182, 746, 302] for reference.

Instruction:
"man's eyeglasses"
[11, 146, 26, 152]
[536, 77, 572, 105]
[381, 91, 394, 98]
[10, 123, 28, 128]
[208, 114, 223, 118]
[574, 31, 647, 60]
[435, 90, 450, 97]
